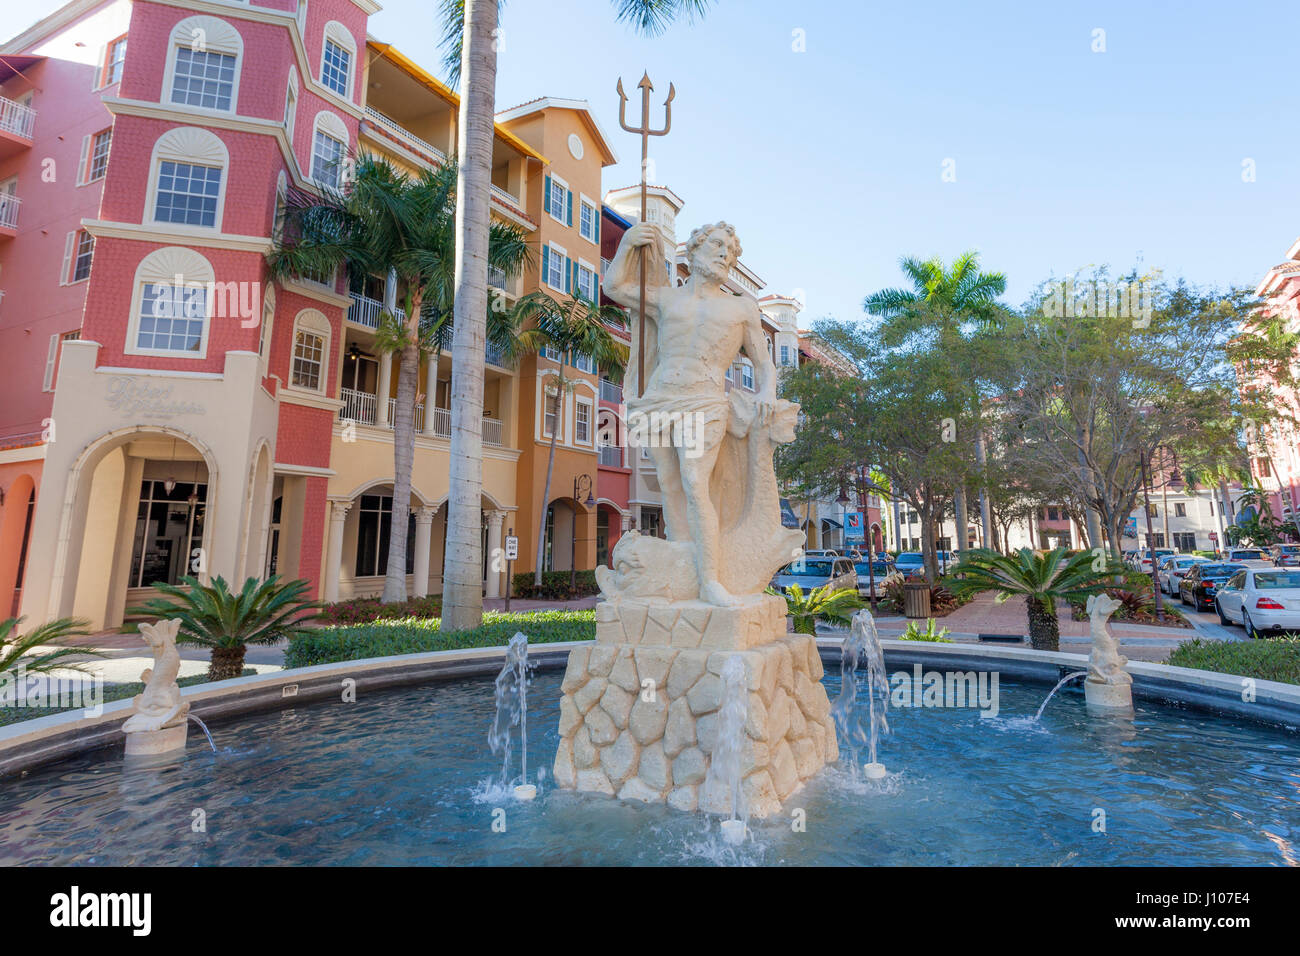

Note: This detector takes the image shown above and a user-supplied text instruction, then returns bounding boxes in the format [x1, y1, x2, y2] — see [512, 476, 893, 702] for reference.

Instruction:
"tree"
[129, 576, 320, 681]
[270, 154, 528, 603]
[435, 0, 715, 631]
[508, 293, 628, 585]
[946, 547, 1112, 651]
[864, 252, 1009, 552]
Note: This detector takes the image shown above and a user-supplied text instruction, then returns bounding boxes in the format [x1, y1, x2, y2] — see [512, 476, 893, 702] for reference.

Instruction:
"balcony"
[485, 341, 507, 368]
[339, 388, 504, 446]
[600, 379, 623, 404]
[347, 291, 406, 329]
[363, 107, 446, 164]
[0, 191, 18, 235]
[598, 445, 624, 468]
[0, 95, 35, 160]
[489, 183, 535, 230]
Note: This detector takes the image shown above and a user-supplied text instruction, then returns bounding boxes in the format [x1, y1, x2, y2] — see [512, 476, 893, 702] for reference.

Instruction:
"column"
[413, 506, 435, 597]
[377, 353, 393, 428]
[620, 511, 632, 534]
[324, 500, 351, 603]
[423, 355, 438, 436]
[485, 509, 506, 598]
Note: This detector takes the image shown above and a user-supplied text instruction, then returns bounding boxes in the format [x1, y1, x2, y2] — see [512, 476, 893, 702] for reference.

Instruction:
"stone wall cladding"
[553, 621, 839, 818]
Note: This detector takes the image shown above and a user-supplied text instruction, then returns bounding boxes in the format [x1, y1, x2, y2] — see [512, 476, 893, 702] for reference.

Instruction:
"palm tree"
[508, 293, 628, 586]
[945, 547, 1112, 651]
[129, 576, 321, 681]
[771, 583, 866, 635]
[865, 252, 1007, 573]
[1, 617, 97, 680]
[270, 154, 528, 604]
[436, 0, 715, 631]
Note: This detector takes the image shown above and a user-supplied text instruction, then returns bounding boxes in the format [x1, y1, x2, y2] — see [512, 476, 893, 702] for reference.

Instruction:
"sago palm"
[945, 547, 1112, 651]
[509, 293, 629, 586]
[771, 583, 866, 636]
[129, 576, 321, 681]
[435, 0, 714, 631]
[1, 616, 97, 679]
[271, 153, 528, 604]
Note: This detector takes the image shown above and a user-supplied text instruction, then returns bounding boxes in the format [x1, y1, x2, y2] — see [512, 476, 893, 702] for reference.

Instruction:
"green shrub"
[1167, 637, 1300, 684]
[284, 610, 596, 668]
[510, 570, 599, 600]
[318, 596, 442, 625]
[901, 619, 952, 642]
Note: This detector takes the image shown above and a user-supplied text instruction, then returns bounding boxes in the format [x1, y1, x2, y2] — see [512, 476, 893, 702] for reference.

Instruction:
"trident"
[617, 73, 674, 398]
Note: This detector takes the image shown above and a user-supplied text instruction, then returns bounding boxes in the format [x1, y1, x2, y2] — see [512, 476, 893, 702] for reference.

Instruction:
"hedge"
[284, 610, 596, 668]
[510, 570, 599, 600]
[1167, 637, 1300, 685]
[318, 595, 442, 626]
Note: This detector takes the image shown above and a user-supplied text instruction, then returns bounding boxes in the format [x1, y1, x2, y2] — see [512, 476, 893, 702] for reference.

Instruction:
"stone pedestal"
[554, 594, 838, 817]
[123, 720, 188, 757]
[1084, 679, 1133, 713]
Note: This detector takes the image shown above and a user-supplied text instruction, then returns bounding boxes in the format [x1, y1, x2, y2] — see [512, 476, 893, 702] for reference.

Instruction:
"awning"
[820, 517, 842, 530]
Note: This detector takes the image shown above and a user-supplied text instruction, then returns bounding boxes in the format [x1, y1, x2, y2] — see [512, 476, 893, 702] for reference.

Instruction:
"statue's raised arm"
[605, 222, 669, 397]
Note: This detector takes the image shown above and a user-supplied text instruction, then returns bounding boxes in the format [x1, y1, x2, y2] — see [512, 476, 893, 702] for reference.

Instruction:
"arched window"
[162, 16, 243, 113]
[320, 21, 357, 100]
[126, 247, 215, 358]
[259, 283, 276, 375]
[310, 111, 348, 189]
[290, 309, 331, 392]
[272, 170, 287, 244]
[284, 66, 299, 143]
[145, 126, 229, 229]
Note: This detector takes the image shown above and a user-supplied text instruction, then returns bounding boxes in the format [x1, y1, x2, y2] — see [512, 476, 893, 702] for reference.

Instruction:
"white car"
[1131, 549, 1174, 573]
[1214, 567, 1300, 638]
[800, 549, 840, 559]
[1157, 555, 1207, 595]
[1222, 548, 1273, 569]
[770, 557, 857, 596]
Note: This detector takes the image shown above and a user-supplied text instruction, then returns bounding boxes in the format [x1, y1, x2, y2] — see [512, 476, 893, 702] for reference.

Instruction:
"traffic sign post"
[504, 529, 518, 612]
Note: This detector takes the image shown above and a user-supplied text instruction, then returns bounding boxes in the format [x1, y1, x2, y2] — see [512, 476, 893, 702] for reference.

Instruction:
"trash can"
[904, 582, 931, 619]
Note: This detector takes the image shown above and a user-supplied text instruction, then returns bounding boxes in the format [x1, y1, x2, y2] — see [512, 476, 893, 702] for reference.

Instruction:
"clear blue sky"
[15, 0, 1300, 321]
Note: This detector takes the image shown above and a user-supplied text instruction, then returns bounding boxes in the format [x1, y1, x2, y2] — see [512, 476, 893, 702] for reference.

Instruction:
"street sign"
[504, 535, 519, 561]
[845, 512, 865, 542]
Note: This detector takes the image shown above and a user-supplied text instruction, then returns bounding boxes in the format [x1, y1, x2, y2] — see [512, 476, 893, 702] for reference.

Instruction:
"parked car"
[801, 549, 840, 559]
[770, 557, 857, 595]
[1131, 548, 1174, 573]
[1178, 562, 1238, 612]
[1214, 567, 1300, 638]
[852, 559, 892, 599]
[1272, 544, 1300, 567]
[1222, 548, 1272, 568]
[893, 552, 926, 577]
[1157, 554, 1207, 595]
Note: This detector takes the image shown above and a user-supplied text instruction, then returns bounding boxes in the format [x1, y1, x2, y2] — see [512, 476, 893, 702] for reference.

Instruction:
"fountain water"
[831, 610, 890, 779]
[187, 714, 216, 753]
[1033, 671, 1088, 721]
[489, 633, 536, 800]
[707, 655, 749, 844]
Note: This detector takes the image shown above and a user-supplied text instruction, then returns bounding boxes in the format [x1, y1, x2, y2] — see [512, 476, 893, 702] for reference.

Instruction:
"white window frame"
[578, 193, 598, 242]
[545, 241, 567, 293]
[98, 34, 127, 90]
[310, 111, 349, 188]
[319, 22, 357, 101]
[161, 16, 244, 116]
[547, 174, 568, 224]
[574, 397, 593, 446]
[284, 67, 299, 144]
[576, 258, 596, 302]
[69, 229, 95, 284]
[85, 128, 112, 184]
[144, 127, 229, 232]
[288, 309, 331, 393]
[124, 247, 215, 360]
[541, 376, 562, 440]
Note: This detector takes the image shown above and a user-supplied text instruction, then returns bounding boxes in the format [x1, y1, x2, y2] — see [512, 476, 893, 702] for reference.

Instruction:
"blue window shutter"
[564, 256, 571, 294]
[594, 211, 600, 245]
[566, 190, 573, 227]
[544, 176, 552, 212]
[542, 245, 550, 284]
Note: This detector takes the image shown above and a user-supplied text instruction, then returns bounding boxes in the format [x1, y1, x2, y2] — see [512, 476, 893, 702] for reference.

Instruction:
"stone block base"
[1084, 678, 1133, 712]
[124, 721, 188, 757]
[553, 622, 839, 818]
[594, 593, 788, 651]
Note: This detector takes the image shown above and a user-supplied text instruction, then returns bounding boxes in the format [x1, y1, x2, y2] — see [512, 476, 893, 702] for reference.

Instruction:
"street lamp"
[571, 474, 595, 589]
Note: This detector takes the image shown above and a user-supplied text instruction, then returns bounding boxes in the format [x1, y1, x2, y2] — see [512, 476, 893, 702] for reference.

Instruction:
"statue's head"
[686, 222, 742, 282]
[1086, 593, 1122, 619]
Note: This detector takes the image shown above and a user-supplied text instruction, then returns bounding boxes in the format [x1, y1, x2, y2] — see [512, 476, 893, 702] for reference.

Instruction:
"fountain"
[831, 610, 890, 779]
[1083, 593, 1133, 712]
[121, 619, 189, 757]
[489, 633, 536, 800]
[705, 655, 749, 844]
[187, 714, 217, 753]
[1033, 671, 1088, 721]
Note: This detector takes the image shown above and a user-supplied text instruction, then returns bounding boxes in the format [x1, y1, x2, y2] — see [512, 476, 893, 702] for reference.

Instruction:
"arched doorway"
[0, 473, 37, 617]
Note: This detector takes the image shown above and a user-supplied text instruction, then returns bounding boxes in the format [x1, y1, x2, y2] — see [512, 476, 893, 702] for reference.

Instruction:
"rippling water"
[1, 669, 1297, 866]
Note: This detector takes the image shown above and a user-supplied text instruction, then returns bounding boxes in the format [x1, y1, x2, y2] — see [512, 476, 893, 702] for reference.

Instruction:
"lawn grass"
[1167, 637, 1300, 685]
[284, 609, 596, 668]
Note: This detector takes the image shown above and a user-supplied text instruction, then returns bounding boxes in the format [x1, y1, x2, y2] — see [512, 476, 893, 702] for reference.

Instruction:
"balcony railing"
[0, 95, 35, 140]
[483, 416, 503, 447]
[364, 107, 446, 163]
[598, 445, 623, 468]
[485, 341, 506, 368]
[340, 390, 504, 447]
[488, 264, 507, 289]
[340, 387, 377, 425]
[600, 379, 623, 404]
[347, 291, 407, 329]
[490, 183, 524, 211]
[386, 398, 425, 433]
[0, 192, 19, 231]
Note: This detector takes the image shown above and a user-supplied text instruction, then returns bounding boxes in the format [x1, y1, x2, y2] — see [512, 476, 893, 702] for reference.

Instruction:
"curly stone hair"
[685, 221, 742, 263]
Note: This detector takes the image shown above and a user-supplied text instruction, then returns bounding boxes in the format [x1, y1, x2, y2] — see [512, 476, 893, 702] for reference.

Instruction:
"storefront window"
[129, 479, 207, 587]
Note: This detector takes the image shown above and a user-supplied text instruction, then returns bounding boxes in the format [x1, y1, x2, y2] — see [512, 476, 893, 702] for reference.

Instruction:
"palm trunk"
[441, 0, 498, 632]
[383, 290, 421, 603]
[534, 370, 563, 586]
[1025, 596, 1059, 652]
[208, 645, 246, 682]
[954, 487, 969, 553]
